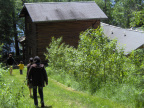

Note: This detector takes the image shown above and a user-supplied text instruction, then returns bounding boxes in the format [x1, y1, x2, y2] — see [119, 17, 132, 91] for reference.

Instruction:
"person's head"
[29, 57, 33, 63]
[9, 54, 12, 57]
[34, 56, 41, 64]
[20, 61, 23, 64]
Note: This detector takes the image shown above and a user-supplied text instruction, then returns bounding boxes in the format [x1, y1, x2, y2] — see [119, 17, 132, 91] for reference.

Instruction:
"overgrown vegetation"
[0, 69, 127, 108]
[0, 68, 32, 108]
[0, 44, 28, 107]
[45, 28, 144, 107]
[1, 28, 144, 107]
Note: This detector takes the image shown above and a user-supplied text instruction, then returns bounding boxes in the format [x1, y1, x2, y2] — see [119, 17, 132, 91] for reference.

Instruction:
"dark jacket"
[27, 63, 33, 84]
[6, 57, 16, 65]
[28, 64, 48, 87]
[27, 63, 33, 78]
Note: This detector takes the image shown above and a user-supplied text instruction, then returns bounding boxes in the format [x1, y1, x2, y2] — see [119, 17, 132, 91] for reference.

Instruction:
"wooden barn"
[19, 2, 108, 63]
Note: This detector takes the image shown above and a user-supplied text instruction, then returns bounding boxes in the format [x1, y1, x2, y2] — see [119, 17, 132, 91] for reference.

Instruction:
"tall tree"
[11, 0, 20, 56]
[111, 0, 144, 28]
[0, 0, 25, 56]
[0, 0, 14, 53]
[130, 8, 144, 27]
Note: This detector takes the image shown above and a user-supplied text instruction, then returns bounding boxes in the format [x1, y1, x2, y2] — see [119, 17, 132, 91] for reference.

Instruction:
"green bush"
[45, 28, 126, 90]
[45, 27, 144, 106]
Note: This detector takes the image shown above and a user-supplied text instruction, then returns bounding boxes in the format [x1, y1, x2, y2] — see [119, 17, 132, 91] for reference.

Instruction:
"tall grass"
[0, 66, 35, 108]
[45, 27, 144, 107]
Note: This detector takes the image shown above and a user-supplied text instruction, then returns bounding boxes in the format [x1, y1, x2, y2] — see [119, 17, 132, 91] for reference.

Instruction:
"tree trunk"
[14, 23, 20, 56]
[104, 0, 107, 13]
[12, 11, 20, 56]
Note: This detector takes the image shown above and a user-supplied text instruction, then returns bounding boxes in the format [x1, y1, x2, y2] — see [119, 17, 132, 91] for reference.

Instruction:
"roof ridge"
[20, 2, 108, 22]
[24, 1, 95, 5]
[101, 22, 144, 33]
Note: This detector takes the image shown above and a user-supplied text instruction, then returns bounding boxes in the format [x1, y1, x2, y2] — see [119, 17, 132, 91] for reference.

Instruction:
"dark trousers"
[20, 70, 23, 74]
[33, 86, 44, 106]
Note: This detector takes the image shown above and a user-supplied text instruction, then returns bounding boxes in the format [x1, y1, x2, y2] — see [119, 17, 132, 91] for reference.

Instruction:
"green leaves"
[98, 0, 144, 28]
[45, 28, 129, 92]
[0, 44, 3, 58]
[45, 27, 144, 106]
[130, 9, 144, 27]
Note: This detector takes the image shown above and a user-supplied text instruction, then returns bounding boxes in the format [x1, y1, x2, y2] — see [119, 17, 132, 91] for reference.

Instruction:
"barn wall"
[25, 15, 37, 63]
[36, 19, 100, 63]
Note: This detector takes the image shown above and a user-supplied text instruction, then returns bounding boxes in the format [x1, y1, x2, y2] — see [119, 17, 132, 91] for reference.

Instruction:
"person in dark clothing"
[28, 56, 48, 107]
[6, 54, 17, 75]
[27, 57, 33, 97]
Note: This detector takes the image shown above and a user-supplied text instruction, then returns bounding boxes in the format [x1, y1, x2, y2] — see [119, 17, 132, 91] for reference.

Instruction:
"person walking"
[26, 57, 33, 97]
[17, 61, 24, 75]
[28, 56, 48, 107]
[6, 54, 17, 75]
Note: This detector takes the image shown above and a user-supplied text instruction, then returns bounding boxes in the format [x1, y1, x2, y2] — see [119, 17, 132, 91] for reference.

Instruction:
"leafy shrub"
[45, 27, 144, 106]
[45, 28, 126, 91]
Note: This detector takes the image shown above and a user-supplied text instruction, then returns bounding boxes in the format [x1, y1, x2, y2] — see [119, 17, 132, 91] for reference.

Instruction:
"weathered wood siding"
[36, 20, 100, 63]
[25, 15, 37, 62]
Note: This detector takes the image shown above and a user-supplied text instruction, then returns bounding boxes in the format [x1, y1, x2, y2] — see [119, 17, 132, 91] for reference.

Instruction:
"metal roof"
[101, 22, 144, 55]
[19, 2, 108, 22]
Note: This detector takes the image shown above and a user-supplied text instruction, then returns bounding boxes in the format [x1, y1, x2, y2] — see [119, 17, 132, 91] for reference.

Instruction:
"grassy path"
[4, 68, 130, 108]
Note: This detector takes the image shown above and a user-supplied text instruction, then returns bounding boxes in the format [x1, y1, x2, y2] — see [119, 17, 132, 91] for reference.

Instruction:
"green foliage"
[0, 0, 14, 51]
[98, 0, 144, 28]
[130, 9, 144, 27]
[0, 67, 34, 108]
[0, 0, 23, 54]
[45, 27, 144, 106]
[45, 28, 125, 91]
[0, 44, 3, 58]
[95, 0, 105, 9]
[112, 1, 126, 27]
[0, 68, 127, 108]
